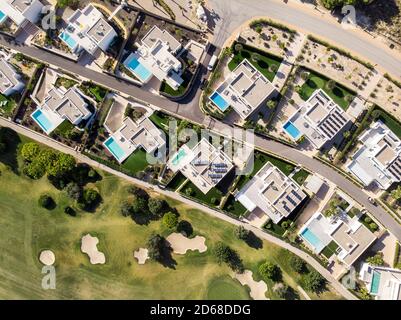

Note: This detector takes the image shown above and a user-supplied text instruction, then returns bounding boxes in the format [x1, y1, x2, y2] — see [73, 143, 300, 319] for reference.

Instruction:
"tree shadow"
[0, 127, 21, 174]
[332, 87, 344, 98]
[306, 79, 317, 89]
[258, 60, 268, 69]
[177, 220, 193, 237]
[244, 231, 263, 249]
[159, 244, 177, 269]
[285, 286, 300, 300]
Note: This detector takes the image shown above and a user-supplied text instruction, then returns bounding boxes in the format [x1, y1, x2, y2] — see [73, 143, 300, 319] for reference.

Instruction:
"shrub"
[132, 195, 148, 213]
[148, 198, 165, 216]
[65, 182, 82, 200]
[273, 282, 289, 299]
[21, 142, 40, 162]
[162, 212, 178, 230]
[79, 188, 100, 209]
[367, 253, 384, 266]
[290, 256, 306, 273]
[234, 226, 250, 241]
[281, 220, 290, 229]
[120, 200, 132, 217]
[38, 194, 54, 209]
[369, 223, 378, 232]
[364, 216, 372, 224]
[64, 206, 76, 216]
[259, 261, 281, 282]
[303, 270, 326, 293]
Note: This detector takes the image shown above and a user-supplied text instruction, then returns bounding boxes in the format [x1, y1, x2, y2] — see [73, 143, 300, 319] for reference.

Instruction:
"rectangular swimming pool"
[31, 109, 56, 134]
[300, 228, 325, 253]
[172, 148, 187, 166]
[0, 10, 6, 23]
[210, 92, 229, 112]
[59, 31, 77, 50]
[104, 137, 127, 163]
[126, 57, 152, 82]
[283, 121, 301, 140]
[370, 271, 381, 295]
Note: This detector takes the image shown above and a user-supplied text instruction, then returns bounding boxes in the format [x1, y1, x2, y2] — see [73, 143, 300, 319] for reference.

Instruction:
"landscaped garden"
[223, 195, 247, 217]
[0, 127, 341, 300]
[180, 181, 224, 208]
[0, 94, 17, 118]
[228, 42, 283, 82]
[321, 241, 339, 259]
[297, 69, 355, 110]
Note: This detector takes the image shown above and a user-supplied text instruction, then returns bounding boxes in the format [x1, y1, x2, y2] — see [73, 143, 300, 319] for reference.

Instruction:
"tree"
[369, 222, 378, 232]
[213, 242, 244, 273]
[38, 194, 54, 209]
[343, 131, 351, 139]
[273, 282, 289, 299]
[48, 153, 76, 177]
[148, 198, 165, 216]
[251, 52, 260, 63]
[234, 43, 243, 52]
[80, 188, 100, 208]
[268, 64, 278, 73]
[234, 226, 250, 241]
[325, 80, 336, 91]
[65, 182, 82, 200]
[21, 142, 40, 162]
[290, 256, 306, 273]
[185, 187, 194, 197]
[57, 0, 79, 9]
[132, 195, 148, 213]
[303, 270, 326, 293]
[162, 212, 178, 230]
[147, 234, 166, 262]
[259, 261, 281, 282]
[266, 100, 276, 109]
[391, 185, 401, 201]
[366, 253, 384, 266]
[24, 160, 46, 179]
[120, 200, 132, 217]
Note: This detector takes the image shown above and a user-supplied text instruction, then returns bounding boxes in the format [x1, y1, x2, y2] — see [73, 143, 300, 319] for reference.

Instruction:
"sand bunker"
[81, 234, 106, 265]
[233, 270, 268, 300]
[166, 233, 207, 254]
[39, 250, 55, 266]
[134, 248, 149, 264]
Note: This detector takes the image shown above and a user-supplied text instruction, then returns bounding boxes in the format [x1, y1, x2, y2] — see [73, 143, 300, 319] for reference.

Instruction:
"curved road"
[0, 117, 357, 300]
[0, 36, 400, 241]
[209, 0, 401, 78]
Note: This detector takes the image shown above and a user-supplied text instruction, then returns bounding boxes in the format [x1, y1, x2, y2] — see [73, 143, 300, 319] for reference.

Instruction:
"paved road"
[1, 35, 400, 241]
[209, 0, 401, 79]
[0, 117, 357, 300]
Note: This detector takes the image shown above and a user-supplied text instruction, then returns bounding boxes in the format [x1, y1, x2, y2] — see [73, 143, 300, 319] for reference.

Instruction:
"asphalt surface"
[209, 0, 401, 79]
[0, 117, 358, 300]
[1, 35, 400, 241]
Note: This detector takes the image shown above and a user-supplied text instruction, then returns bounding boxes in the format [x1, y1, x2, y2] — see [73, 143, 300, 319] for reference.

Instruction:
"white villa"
[236, 162, 307, 224]
[0, 0, 44, 28]
[0, 58, 24, 96]
[346, 120, 401, 190]
[59, 4, 117, 56]
[209, 59, 276, 119]
[359, 263, 401, 300]
[103, 115, 166, 163]
[168, 138, 234, 194]
[283, 89, 352, 149]
[31, 85, 92, 134]
[123, 26, 183, 89]
[299, 211, 376, 268]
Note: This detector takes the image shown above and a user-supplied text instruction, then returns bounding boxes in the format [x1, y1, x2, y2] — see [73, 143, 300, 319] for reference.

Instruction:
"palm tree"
[326, 80, 336, 91]
[234, 43, 243, 53]
[251, 53, 260, 63]
[268, 64, 278, 73]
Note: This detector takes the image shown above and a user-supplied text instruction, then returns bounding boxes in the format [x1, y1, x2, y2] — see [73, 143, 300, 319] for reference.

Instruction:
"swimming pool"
[59, 31, 77, 50]
[172, 148, 187, 166]
[31, 109, 56, 133]
[210, 92, 229, 112]
[0, 10, 6, 23]
[370, 271, 381, 295]
[283, 121, 301, 140]
[300, 228, 324, 253]
[104, 137, 127, 163]
[126, 57, 152, 82]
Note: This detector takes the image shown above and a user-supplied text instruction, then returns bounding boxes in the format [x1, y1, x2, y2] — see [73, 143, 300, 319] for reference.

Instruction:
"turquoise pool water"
[126, 57, 152, 82]
[59, 31, 77, 50]
[104, 137, 127, 162]
[370, 271, 381, 295]
[210, 92, 229, 112]
[300, 228, 324, 253]
[172, 148, 187, 166]
[283, 121, 301, 140]
[31, 109, 55, 133]
[0, 10, 6, 23]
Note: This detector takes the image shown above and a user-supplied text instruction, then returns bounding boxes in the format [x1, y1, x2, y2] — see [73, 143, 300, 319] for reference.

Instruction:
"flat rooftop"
[87, 18, 114, 44]
[141, 25, 181, 53]
[0, 58, 20, 94]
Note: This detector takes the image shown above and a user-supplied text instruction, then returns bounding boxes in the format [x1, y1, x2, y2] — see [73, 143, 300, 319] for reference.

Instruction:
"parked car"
[207, 54, 218, 71]
[368, 197, 377, 206]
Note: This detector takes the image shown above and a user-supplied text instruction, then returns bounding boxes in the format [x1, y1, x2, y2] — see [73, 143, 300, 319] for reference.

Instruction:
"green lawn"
[89, 85, 107, 103]
[160, 68, 192, 97]
[149, 111, 171, 133]
[321, 241, 339, 259]
[375, 106, 401, 140]
[121, 148, 149, 174]
[52, 120, 75, 138]
[206, 275, 250, 300]
[180, 181, 223, 207]
[0, 129, 342, 300]
[0, 94, 17, 117]
[228, 42, 283, 82]
[292, 169, 310, 186]
[166, 172, 187, 191]
[223, 194, 247, 217]
[299, 70, 355, 110]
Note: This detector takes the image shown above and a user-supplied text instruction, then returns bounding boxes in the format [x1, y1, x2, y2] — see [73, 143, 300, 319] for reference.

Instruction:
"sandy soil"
[134, 248, 149, 265]
[39, 250, 55, 266]
[233, 270, 268, 300]
[81, 234, 106, 265]
[166, 233, 207, 254]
